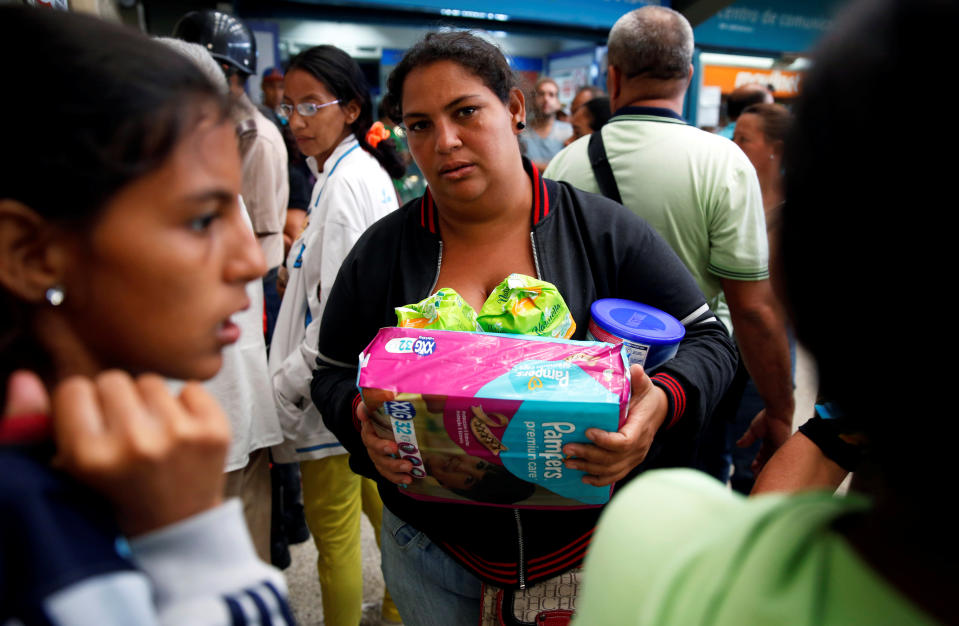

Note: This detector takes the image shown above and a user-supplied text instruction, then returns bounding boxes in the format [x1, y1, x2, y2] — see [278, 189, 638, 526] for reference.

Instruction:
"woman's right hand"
[50, 371, 231, 537]
[357, 401, 412, 485]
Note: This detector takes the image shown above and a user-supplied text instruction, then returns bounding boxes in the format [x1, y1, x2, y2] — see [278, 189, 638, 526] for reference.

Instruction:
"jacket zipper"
[514, 508, 527, 589]
[427, 241, 443, 296]
[529, 232, 542, 279]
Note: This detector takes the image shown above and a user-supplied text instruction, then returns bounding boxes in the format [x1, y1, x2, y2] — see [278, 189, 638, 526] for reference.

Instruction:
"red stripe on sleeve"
[351, 392, 363, 432]
[663, 373, 686, 419]
[651, 373, 685, 428]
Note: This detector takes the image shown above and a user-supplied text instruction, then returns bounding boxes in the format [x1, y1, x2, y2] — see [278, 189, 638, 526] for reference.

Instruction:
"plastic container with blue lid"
[587, 299, 685, 371]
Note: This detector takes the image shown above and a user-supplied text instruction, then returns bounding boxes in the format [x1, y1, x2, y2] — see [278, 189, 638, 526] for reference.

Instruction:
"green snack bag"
[395, 288, 482, 331]
[478, 273, 577, 338]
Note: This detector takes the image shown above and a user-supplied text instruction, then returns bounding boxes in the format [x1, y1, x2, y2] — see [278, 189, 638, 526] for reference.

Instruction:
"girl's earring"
[45, 285, 65, 306]
[516, 121, 526, 130]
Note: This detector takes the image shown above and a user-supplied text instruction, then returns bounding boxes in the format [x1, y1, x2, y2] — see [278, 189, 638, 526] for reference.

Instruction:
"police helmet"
[173, 10, 257, 77]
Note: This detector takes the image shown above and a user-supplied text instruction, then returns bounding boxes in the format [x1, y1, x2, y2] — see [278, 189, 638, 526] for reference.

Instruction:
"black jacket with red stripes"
[311, 160, 737, 588]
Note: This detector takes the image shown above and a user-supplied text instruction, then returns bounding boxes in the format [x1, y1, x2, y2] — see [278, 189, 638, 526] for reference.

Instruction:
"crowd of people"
[1, 0, 955, 624]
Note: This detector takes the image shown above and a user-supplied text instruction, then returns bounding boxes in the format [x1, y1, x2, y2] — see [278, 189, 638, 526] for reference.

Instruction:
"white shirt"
[269, 135, 398, 462]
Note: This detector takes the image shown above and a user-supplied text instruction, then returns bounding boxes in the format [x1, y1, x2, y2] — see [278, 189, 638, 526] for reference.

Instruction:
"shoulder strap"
[235, 117, 259, 159]
[587, 130, 622, 204]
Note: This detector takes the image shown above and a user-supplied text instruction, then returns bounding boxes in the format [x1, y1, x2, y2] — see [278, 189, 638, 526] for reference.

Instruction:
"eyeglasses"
[278, 100, 340, 118]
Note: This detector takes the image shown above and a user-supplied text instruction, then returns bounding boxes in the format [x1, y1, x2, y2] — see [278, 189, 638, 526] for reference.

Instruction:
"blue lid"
[590, 299, 685, 345]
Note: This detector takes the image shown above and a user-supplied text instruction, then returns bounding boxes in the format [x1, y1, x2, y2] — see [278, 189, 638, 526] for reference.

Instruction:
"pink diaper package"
[357, 327, 630, 509]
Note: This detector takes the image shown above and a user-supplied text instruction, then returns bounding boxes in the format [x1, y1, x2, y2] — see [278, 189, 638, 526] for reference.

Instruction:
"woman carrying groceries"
[309, 31, 737, 625]
[0, 7, 290, 624]
[267, 45, 403, 626]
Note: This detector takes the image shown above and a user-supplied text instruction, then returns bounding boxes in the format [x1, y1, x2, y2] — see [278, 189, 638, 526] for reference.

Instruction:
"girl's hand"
[50, 371, 231, 536]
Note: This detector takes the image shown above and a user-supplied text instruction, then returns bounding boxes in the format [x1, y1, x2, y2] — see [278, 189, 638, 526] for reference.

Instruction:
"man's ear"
[0, 199, 72, 303]
[607, 65, 622, 101]
[509, 87, 527, 131]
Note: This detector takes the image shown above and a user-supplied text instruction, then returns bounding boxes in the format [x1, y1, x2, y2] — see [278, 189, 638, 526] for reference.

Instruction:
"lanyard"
[294, 142, 360, 270]
[307, 143, 359, 216]
[298, 142, 360, 328]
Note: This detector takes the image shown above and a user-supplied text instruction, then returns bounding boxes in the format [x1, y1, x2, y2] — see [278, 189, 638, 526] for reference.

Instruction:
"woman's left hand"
[562, 364, 668, 487]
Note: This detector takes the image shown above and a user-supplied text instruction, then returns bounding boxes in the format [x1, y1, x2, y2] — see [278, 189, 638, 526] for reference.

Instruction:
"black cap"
[173, 10, 256, 77]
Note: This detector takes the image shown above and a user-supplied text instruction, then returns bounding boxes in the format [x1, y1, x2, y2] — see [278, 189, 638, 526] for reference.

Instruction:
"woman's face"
[426, 452, 492, 490]
[733, 113, 775, 173]
[400, 60, 525, 207]
[56, 118, 265, 380]
[567, 105, 595, 145]
[283, 69, 355, 165]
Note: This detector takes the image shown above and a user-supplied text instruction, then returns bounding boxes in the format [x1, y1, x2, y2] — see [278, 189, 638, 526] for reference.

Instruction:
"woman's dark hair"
[288, 45, 405, 179]
[583, 97, 612, 132]
[0, 6, 229, 401]
[383, 32, 518, 124]
[448, 459, 537, 505]
[740, 103, 791, 146]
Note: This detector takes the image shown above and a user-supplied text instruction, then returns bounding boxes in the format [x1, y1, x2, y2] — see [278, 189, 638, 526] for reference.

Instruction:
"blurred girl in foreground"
[0, 7, 290, 624]
[574, 0, 957, 623]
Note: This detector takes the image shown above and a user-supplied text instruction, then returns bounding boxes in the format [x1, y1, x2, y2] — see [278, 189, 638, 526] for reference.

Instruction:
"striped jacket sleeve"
[128, 499, 294, 625]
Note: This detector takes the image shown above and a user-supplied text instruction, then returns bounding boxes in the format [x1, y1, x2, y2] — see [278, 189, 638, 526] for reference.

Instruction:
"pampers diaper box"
[357, 327, 630, 509]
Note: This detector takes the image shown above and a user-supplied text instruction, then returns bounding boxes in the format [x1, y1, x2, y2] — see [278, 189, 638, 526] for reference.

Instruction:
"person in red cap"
[261, 67, 285, 121]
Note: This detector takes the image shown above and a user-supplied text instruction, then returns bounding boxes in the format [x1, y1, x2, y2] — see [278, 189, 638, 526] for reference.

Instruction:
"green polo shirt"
[574, 470, 937, 626]
[546, 107, 768, 332]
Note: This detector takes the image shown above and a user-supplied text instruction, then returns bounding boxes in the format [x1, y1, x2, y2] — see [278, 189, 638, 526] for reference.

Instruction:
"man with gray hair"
[546, 6, 794, 485]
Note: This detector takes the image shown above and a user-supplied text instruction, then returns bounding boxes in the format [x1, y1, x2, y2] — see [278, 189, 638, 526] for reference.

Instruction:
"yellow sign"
[702, 65, 803, 98]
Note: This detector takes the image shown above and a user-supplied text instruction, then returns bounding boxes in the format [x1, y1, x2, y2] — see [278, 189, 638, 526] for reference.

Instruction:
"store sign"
[694, 0, 843, 53]
[702, 65, 802, 98]
[292, 0, 666, 30]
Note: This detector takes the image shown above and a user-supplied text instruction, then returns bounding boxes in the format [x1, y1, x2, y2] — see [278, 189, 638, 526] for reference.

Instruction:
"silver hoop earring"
[45, 285, 65, 306]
